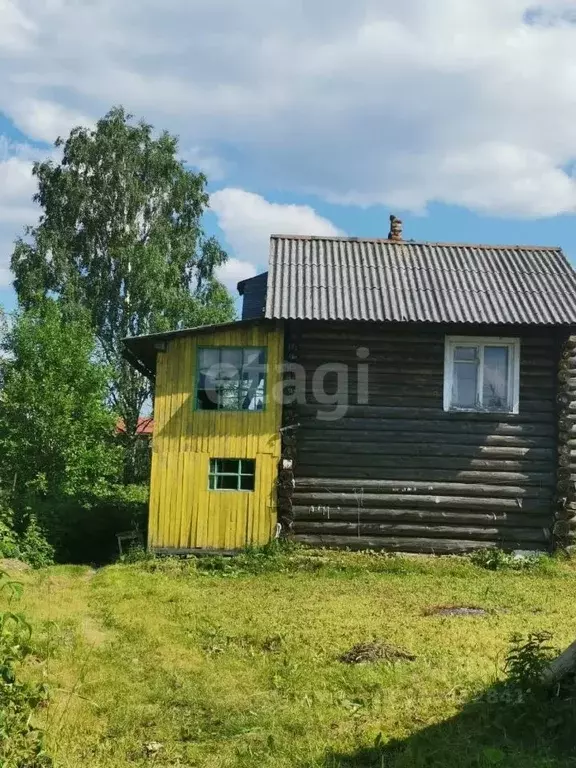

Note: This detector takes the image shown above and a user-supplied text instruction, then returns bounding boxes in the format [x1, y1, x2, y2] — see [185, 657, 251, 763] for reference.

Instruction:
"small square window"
[197, 347, 266, 411]
[208, 458, 256, 491]
[444, 337, 520, 414]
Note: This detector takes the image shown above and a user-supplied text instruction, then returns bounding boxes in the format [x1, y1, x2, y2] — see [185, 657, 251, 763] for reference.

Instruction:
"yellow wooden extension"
[149, 323, 283, 552]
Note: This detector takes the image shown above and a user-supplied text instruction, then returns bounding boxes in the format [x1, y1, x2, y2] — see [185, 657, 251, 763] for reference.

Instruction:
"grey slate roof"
[265, 236, 576, 325]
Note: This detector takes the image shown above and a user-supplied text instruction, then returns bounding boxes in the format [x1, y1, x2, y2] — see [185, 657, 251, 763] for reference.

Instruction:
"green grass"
[3, 549, 576, 767]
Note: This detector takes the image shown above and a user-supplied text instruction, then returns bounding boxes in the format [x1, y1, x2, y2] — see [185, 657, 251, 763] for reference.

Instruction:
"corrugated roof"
[265, 236, 576, 325]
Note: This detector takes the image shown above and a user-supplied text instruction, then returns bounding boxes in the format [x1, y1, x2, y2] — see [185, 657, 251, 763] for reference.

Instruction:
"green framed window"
[196, 347, 266, 411]
[208, 458, 256, 491]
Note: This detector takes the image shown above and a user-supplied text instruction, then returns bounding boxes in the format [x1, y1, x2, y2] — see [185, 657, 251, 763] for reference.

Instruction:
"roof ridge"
[269, 234, 562, 252]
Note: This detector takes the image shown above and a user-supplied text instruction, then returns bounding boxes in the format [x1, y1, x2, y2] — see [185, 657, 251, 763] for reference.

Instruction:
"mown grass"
[3, 548, 576, 767]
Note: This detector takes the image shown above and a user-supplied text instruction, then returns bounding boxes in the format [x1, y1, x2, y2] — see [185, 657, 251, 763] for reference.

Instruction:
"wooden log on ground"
[541, 639, 576, 687]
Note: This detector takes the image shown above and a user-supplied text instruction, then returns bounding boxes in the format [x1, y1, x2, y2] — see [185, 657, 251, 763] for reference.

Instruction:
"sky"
[2, 1, 576, 313]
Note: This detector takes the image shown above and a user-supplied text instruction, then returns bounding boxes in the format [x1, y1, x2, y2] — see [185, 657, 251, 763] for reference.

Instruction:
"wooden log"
[294, 477, 552, 498]
[293, 534, 543, 554]
[295, 404, 554, 423]
[292, 492, 546, 512]
[297, 453, 555, 473]
[541, 639, 576, 687]
[299, 419, 556, 437]
[299, 440, 555, 460]
[297, 430, 556, 449]
[293, 521, 550, 543]
[297, 467, 555, 487]
[293, 506, 552, 528]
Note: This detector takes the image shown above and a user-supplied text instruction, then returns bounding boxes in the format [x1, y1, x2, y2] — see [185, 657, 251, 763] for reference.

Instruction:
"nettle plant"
[0, 572, 52, 768]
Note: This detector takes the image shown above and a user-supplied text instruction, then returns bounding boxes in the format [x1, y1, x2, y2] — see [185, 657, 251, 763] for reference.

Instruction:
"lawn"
[3, 549, 576, 767]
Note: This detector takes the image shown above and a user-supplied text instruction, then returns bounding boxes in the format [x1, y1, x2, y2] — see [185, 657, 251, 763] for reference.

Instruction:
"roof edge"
[122, 317, 274, 347]
[269, 234, 563, 252]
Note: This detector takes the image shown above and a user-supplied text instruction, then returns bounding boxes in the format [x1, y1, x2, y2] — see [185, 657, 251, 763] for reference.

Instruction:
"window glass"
[445, 338, 519, 413]
[208, 458, 256, 491]
[454, 346, 478, 362]
[483, 346, 509, 410]
[452, 361, 478, 408]
[196, 348, 266, 411]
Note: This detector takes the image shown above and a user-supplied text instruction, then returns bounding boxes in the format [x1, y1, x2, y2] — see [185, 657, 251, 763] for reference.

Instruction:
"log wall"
[555, 335, 576, 550]
[288, 321, 562, 553]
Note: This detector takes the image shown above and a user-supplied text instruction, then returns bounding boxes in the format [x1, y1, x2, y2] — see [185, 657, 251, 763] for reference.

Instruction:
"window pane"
[221, 348, 242, 372]
[215, 473, 239, 490]
[454, 346, 478, 362]
[199, 348, 220, 373]
[240, 474, 255, 491]
[452, 360, 478, 408]
[215, 459, 238, 474]
[240, 459, 255, 475]
[217, 383, 239, 410]
[483, 346, 509, 410]
[243, 349, 265, 368]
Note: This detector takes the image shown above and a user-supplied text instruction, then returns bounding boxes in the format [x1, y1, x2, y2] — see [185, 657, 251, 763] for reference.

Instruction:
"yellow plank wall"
[149, 324, 284, 552]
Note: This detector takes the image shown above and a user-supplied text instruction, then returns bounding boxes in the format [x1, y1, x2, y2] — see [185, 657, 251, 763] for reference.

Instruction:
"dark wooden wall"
[287, 321, 562, 554]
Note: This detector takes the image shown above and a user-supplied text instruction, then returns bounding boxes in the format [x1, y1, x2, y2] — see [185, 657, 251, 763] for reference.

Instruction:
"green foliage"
[119, 543, 152, 564]
[32, 484, 148, 565]
[11, 106, 235, 480]
[469, 548, 549, 572]
[505, 631, 557, 690]
[0, 573, 52, 767]
[0, 496, 54, 569]
[0, 299, 121, 500]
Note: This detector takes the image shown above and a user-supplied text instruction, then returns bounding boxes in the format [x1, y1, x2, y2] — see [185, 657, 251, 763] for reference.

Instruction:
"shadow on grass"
[322, 682, 576, 768]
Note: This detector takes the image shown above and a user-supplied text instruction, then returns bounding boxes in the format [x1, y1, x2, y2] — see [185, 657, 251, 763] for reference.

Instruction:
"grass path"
[4, 552, 576, 767]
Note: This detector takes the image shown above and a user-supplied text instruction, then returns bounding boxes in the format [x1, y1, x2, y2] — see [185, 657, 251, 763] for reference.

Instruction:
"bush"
[469, 547, 549, 572]
[32, 485, 148, 565]
[0, 572, 52, 767]
[505, 631, 557, 690]
[0, 497, 54, 569]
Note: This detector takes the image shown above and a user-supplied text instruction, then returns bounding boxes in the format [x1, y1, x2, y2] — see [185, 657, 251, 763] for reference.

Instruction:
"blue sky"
[2, 1, 576, 315]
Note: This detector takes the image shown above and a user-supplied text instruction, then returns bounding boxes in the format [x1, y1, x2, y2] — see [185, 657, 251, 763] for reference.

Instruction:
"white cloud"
[0, 0, 36, 54]
[0, 138, 44, 290]
[216, 257, 257, 292]
[2, 1, 576, 218]
[211, 188, 343, 268]
[181, 146, 228, 181]
[9, 99, 93, 144]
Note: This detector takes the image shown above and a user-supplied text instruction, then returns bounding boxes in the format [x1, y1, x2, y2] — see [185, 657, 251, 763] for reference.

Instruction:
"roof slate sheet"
[265, 236, 576, 325]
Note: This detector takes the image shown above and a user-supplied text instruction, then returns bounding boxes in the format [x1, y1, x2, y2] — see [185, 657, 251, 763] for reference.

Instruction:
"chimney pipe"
[388, 215, 403, 242]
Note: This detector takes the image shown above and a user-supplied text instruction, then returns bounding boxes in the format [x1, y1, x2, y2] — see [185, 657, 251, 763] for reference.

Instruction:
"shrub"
[0, 572, 52, 767]
[33, 484, 148, 565]
[469, 547, 548, 572]
[0, 497, 54, 569]
[505, 631, 557, 690]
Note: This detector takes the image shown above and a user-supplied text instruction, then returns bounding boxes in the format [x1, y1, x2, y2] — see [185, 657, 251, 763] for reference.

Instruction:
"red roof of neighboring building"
[116, 416, 154, 436]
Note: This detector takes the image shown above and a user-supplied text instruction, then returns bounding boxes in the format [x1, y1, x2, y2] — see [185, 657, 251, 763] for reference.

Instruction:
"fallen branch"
[541, 638, 576, 687]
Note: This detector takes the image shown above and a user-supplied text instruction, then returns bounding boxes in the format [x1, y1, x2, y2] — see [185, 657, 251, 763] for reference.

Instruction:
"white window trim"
[443, 336, 520, 414]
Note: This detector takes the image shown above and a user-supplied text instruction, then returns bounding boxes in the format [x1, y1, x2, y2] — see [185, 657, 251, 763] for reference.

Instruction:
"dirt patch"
[424, 605, 489, 617]
[0, 558, 31, 572]
[339, 641, 416, 664]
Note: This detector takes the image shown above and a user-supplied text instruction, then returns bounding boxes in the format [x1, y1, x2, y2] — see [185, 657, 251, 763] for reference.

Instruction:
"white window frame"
[443, 336, 520, 414]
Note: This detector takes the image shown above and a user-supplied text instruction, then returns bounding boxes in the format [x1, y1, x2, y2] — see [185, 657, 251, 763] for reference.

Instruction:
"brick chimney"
[388, 214, 403, 242]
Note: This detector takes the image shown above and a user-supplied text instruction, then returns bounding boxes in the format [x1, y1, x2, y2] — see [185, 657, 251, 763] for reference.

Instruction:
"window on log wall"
[443, 336, 520, 414]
